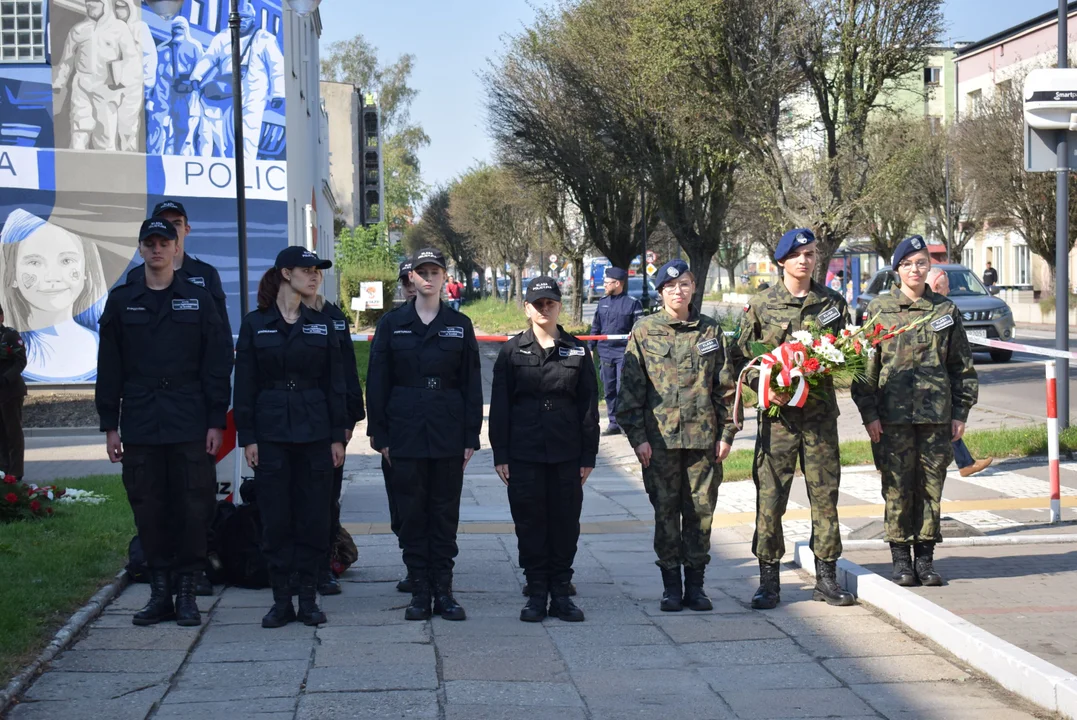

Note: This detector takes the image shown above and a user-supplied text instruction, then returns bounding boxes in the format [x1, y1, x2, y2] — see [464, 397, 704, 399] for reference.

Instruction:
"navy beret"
[604, 266, 628, 281]
[774, 228, 815, 262]
[654, 259, 690, 291]
[891, 235, 928, 271]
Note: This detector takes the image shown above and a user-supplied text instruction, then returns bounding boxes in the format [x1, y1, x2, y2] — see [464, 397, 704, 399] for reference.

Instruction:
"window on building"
[967, 88, 982, 110]
[962, 246, 975, 269]
[927, 116, 942, 133]
[206, 0, 218, 32]
[996, 78, 1012, 95]
[924, 67, 942, 86]
[261, 8, 269, 30]
[1014, 244, 1030, 285]
[273, 14, 281, 34]
[0, 0, 46, 64]
[189, 0, 204, 27]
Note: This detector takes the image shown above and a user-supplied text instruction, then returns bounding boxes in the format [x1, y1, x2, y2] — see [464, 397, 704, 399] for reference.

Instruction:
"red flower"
[874, 324, 884, 334]
[882, 333, 895, 340]
[787, 342, 806, 354]
[803, 358, 821, 373]
[854, 340, 863, 354]
[889, 324, 897, 331]
[824, 333, 836, 344]
[842, 329, 851, 337]
[29, 500, 40, 512]
[4, 493, 16, 504]
[2, 475, 15, 485]
[812, 339, 821, 347]
[46, 507, 54, 516]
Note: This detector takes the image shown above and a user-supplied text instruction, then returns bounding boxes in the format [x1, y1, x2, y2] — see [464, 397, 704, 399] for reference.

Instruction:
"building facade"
[320, 80, 360, 229]
[0, 0, 327, 382]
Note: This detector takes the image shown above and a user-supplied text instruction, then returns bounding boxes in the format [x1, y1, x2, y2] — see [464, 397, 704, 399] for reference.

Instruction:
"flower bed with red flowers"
[0, 475, 65, 523]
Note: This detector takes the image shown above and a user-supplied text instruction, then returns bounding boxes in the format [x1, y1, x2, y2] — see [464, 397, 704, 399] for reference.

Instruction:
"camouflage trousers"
[879, 423, 952, 544]
[641, 447, 720, 570]
[752, 416, 842, 563]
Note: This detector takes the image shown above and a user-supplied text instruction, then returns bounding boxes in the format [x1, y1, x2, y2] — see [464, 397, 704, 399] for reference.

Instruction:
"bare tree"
[410, 187, 481, 297]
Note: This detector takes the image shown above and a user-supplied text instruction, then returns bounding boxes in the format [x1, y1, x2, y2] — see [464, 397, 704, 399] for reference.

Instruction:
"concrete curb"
[24, 427, 99, 439]
[838, 535, 1077, 551]
[0, 569, 129, 715]
[793, 541, 1077, 719]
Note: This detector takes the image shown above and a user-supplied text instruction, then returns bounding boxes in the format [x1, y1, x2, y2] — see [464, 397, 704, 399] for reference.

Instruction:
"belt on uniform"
[402, 377, 459, 391]
[268, 379, 318, 391]
[519, 397, 576, 411]
[128, 374, 200, 390]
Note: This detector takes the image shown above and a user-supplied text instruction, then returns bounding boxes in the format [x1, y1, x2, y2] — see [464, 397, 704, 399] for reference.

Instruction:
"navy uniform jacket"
[321, 299, 366, 427]
[589, 291, 643, 359]
[128, 253, 231, 337]
[96, 274, 233, 445]
[489, 327, 599, 468]
[233, 303, 348, 447]
[366, 301, 483, 459]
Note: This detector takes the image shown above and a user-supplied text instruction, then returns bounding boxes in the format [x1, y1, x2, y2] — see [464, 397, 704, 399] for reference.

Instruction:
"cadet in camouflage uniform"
[722, 228, 855, 609]
[618, 259, 729, 612]
[852, 236, 978, 587]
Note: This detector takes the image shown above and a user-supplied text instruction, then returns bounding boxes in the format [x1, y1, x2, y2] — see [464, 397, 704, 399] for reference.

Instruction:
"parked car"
[626, 276, 659, 311]
[854, 264, 1016, 362]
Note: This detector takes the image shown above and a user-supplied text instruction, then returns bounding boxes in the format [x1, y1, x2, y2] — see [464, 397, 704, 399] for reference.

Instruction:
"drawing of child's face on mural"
[15, 223, 88, 318]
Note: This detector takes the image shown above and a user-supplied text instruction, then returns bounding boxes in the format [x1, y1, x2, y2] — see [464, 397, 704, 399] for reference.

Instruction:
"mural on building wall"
[0, 0, 289, 382]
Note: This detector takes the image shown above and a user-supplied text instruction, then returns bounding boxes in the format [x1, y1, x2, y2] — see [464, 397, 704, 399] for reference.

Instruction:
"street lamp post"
[639, 184, 649, 307]
[1057, 0, 1071, 430]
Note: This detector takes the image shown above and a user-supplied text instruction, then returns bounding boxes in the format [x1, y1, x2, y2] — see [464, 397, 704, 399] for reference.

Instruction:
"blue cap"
[774, 228, 815, 262]
[604, 267, 628, 281]
[138, 216, 177, 243]
[525, 276, 562, 303]
[275, 246, 331, 270]
[653, 259, 690, 291]
[891, 235, 928, 271]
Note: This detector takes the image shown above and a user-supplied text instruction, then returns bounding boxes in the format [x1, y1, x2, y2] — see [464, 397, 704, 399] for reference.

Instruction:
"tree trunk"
[512, 264, 524, 307]
[686, 245, 717, 312]
[726, 264, 738, 289]
[571, 256, 585, 324]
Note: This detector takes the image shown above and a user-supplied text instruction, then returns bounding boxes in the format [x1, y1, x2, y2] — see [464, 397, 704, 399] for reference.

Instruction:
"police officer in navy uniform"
[366, 248, 483, 621]
[96, 217, 233, 627]
[301, 287, 365, 596]
[234, 246, 347, 628]
[491, 277, 599, 623]
[588, 267, 643, 436]
[127, 200, 231, 335]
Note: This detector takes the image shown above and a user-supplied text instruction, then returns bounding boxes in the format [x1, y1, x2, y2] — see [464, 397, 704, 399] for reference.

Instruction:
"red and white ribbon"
[732, 342, 809, 430]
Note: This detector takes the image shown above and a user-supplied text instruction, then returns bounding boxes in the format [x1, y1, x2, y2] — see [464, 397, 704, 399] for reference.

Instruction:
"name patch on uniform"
[930, 315, 954, 332]
[257, 329, 278, 335]
[333, 320, 347, 331]
[172, 299, 199, 311]
[303, 324, 328, 335]
[697, 339, 720, 355]
[393, 329, 413, 335]
[187, 276, 206, 287]
[125, 306, 146, 312]
[559, 346, 586, 357]
[439, 327, 464, 339]
[517, 349, 533, 355]
[817, 307, 841, 326]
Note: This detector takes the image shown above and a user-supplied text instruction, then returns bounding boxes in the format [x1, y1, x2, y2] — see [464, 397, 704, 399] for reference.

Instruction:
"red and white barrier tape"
[349, 333, 632, 342]
[967, 336, 1077, 361]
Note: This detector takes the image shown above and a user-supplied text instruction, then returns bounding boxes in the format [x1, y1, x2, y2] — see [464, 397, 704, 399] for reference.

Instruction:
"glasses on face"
[898, 260, 931, 271]
[661, 281, 693, 295]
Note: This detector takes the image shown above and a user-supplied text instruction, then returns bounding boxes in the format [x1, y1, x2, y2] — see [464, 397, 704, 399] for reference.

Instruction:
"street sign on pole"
[549, 262, 558, 272]
[549, 254, 558, 262]
[646, 250, 657, 264]
[646, 263, 657, 276]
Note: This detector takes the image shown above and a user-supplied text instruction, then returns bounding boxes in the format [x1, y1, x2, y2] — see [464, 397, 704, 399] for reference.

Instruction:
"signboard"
[646, 250, 657, 263]
[549, 254, 558, 262]
[360, 281, 384, 310]
[549, 262, 558, 272]
[646, 263, 657, 276]
[1024, 124, 1077, 171]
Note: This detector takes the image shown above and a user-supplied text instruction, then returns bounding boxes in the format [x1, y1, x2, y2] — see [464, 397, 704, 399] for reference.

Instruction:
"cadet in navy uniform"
[588, 267, 643, 436]
[366, 248, 483, 622]
[233, 246, 347, 628]
[491, 277, 598, 623]
[95, 217, 233, 627]
[127, 200, 231, 336]
[300, 280, 365, 596]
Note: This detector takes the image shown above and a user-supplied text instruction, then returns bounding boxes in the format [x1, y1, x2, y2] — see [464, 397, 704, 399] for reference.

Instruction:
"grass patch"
[0, 474, 133, 682]
[719, 425, 1077, 483]
[461, 297, 589, 336]
[354, 341, 370, 384]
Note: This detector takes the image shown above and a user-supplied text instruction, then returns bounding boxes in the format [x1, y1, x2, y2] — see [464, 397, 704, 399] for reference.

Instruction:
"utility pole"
[944, 154, 953, 263]
[1057, 0, 1071, 429]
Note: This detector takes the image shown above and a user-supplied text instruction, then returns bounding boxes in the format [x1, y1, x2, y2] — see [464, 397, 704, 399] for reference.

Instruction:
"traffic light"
[359, 94, 383, 226]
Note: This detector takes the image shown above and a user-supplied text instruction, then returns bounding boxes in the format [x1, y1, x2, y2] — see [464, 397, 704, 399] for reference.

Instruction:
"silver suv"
[854, 264, 1016, 362]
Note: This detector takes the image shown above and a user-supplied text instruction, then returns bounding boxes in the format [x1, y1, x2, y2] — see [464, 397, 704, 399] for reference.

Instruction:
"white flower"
[814, 343, 845, 364]
[57, 488, 107, 505]
[866, 347, 877, 359]
[791, 330, 814, 345]
[844, 324, 859, 336]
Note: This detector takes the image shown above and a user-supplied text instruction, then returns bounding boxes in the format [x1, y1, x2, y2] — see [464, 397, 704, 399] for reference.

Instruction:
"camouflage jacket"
[721, 280, 849, 442]
[618, 308, 729, 450]
[851, 288, 978, 425]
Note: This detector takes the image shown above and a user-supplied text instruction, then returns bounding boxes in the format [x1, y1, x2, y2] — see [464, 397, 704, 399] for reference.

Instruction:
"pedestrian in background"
[927, 267, 992, 478]
[853, 236, 979, 588]
[96, 217, 233, 627]
[618, 259, 728, 613]
[366, 248, 483, 621]
[724, 229, 855, 610]
[982, 261, 998, 288]
[0, 305, 27, 481]
[446, 274, 462, 311]
[588, 267, 643, 436]
[233, 246, 347, 628]
[491, 276, 598, 623]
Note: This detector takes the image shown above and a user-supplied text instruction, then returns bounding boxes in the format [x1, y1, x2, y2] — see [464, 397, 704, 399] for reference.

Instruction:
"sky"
[316, 0, 1067, 199]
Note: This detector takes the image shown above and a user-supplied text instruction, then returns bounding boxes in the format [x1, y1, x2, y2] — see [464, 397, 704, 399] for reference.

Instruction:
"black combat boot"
[751, 561, 781, 609]
[523, 581, 576, 596]
[396, 573, 414, 594]
[813, 558, 856, 606]
[913, 542, 943, 586]
[889, 543, 918, 587]
[433, 573, 467, 621]
[194, 570, 214, 597]
[262, 577, 297, 628]
[404, 574, 432, 621]
[174, 573, 202, 627]
[133, 570, 175, 626]
[297, 579, 328, 626]
[548, 581, 585, 622]
[318, 566, 342, 596]
[520, 578, 548, 623]
[660, 567, 683, 612]
[682, 567, 713, 611]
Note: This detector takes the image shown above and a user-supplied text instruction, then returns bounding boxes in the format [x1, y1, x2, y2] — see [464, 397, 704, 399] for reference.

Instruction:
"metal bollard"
[1046, 361, 1061, 523]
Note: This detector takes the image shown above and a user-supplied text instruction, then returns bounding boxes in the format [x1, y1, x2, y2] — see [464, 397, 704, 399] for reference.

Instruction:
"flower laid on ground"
[0, 477, 65, 522]
[733, 313, 935, 427]
[57, 488, 108, 505]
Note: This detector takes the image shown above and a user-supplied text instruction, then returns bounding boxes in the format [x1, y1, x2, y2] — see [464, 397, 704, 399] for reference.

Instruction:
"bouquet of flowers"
[0, 474, 65, 523]
[732, 313, 936, 428]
